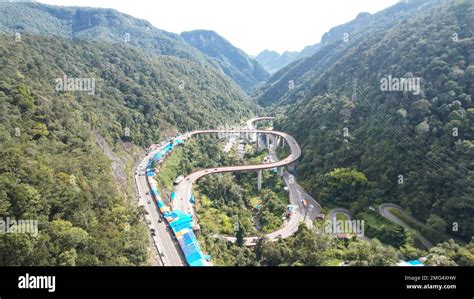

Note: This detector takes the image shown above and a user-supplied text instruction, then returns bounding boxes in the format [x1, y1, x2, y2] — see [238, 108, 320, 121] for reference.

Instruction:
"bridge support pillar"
[256, 133, 259, 151]
[257, 170, 262, 191]
[273, 135, 279, 151]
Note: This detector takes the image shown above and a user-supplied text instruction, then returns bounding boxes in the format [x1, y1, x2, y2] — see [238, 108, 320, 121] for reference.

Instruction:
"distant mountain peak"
[255, 45, 318, 74]
[181, 29, 269, 92]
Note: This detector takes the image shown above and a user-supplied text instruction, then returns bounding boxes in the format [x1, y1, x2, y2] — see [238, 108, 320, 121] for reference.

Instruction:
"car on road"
[158, 218, 163, 223]
[146, 191, 149, 195]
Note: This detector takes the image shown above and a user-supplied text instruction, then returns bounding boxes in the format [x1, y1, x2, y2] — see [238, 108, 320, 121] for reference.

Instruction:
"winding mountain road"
[172, 117, 323, 245]
[173, 129, 301, 215]
[135, 116, 437, 266]
[379, 203, 433, 249]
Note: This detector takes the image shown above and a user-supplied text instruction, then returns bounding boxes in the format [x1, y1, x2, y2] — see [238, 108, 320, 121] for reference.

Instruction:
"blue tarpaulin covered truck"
[144, 135, 211, 266]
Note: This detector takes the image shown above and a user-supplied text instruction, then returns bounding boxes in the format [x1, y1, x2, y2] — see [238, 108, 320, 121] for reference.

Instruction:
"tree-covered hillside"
[0, 32, 257, 265]
[254, 0, 445, 107]
[181, 30, 269, 92]
[0, 2, 203, 61]
[267, 1, 474, 241]
[0, 2, 270, 95]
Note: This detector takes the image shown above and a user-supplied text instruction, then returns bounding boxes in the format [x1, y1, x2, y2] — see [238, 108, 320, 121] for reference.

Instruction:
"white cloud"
[38, 0, 399, 56]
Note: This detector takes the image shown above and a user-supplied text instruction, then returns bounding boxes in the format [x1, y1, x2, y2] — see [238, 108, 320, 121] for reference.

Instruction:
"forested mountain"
[0, 2, 259, 265]
[0, 2, 269, 94]
[260, 0, 474, 241]
[0, 33, 257, 265]
[255, 0, 445, 107]
[0, 1, 205, 61]
[181, 30, 269, 92]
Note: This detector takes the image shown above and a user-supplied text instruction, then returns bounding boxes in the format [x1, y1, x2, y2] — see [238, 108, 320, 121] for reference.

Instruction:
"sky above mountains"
[39, 0, 399, 56]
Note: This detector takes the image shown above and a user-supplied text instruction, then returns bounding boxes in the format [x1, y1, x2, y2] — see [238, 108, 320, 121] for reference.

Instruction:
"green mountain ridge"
[0, 2, 263, 95]
[262, 0, 474, 241]
[254, 0, 446, 107]
[0, 3, 259, 265]
[0, 2, 203, 61]
[181, 29, 270, 92]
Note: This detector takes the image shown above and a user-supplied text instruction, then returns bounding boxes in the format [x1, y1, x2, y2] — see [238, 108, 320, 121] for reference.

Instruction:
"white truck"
[173, 175, 184, 185]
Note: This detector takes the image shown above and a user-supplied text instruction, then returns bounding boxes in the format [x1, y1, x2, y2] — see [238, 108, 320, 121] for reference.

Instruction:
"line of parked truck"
[144, 134, 211, 266]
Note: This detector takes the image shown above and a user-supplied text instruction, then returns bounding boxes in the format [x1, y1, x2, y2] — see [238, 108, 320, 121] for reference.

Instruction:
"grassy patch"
[155, 146, 184, 190]
[363, 211, 398, 230]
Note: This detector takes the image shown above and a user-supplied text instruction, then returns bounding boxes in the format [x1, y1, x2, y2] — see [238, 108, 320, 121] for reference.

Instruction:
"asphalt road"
[267, 134, 321, 225]
[223, 170, 310, 245]
[134, 117, 307, 264]
[135, 147, 186, 266]
[135, 117, 437, 265]
[172, 118, 324, 245]
[378, 203, 433, 249]
[173, 128, 302, 215]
